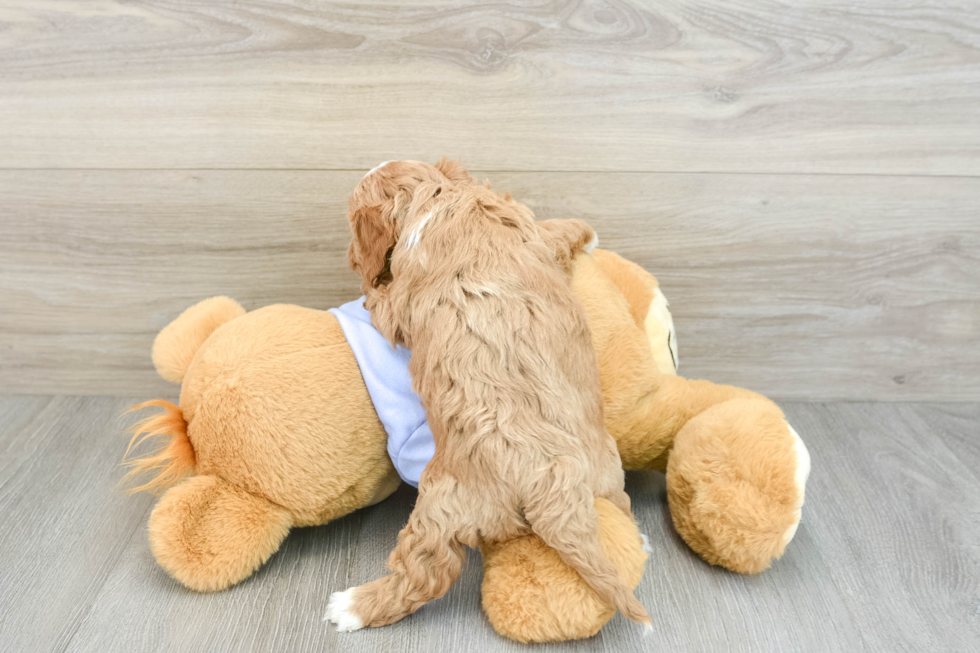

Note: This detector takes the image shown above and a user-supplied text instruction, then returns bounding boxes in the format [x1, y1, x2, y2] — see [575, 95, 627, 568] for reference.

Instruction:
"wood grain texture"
[0, 396, 156, 653]
[1, 397, 978, 652]
[1, 170, 977, 399]
[0, 1, 979, 173]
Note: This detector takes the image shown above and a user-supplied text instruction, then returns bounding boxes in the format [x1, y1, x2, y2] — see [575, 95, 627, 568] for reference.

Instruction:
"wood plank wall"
[0, 1, 978, 399]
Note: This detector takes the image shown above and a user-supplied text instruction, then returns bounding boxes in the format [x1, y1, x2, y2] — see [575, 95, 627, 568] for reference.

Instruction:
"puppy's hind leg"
[593, 447, 634, 518]
[324, 477, 467, 631]
[603, 487, 634, 519]
[523, 458, 651, 627]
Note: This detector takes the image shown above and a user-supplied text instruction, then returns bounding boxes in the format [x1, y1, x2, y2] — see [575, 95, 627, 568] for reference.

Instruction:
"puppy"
[325, 160, 650, 631]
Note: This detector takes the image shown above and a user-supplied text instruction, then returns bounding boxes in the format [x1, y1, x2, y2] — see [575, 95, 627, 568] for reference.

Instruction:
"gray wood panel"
[0, 396, 156, 653]
[1, 397, 979, 652]
[0, 1, 978, 174]
[1, 170, 977, 400]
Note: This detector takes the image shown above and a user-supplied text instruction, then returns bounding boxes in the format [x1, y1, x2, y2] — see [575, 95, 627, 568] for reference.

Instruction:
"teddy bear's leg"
[666, 398, 811, 574]
[480, 498, 647, 643]
[149, 475, 293, 592]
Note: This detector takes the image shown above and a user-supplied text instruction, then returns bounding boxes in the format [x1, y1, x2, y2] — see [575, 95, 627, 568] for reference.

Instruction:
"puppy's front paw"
[323, 588, 364, 632]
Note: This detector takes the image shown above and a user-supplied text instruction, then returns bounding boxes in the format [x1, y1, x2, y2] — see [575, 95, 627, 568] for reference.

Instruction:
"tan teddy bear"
[125, 249, 809, 642]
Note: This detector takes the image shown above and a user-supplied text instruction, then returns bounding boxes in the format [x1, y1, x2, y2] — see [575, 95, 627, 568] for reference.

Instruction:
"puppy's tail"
[523, 458, 651, 627]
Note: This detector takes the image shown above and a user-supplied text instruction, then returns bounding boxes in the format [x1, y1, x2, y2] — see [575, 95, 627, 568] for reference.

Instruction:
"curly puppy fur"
[330, 160, 650, 630]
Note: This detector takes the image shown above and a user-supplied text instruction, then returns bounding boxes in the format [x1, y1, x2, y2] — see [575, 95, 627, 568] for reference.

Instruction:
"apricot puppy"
[325, 160, 650, 631]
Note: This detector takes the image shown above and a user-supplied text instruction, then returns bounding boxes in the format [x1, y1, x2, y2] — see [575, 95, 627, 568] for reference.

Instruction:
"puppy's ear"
[434, 158, 472, 186]
[348, 205, 396, 290]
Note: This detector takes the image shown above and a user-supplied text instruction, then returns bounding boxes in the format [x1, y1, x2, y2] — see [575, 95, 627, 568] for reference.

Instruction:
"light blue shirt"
[328, 297, 434, 487]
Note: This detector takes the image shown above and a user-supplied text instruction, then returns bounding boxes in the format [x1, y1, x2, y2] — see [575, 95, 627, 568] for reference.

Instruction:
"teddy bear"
[124, 248, 809, 643]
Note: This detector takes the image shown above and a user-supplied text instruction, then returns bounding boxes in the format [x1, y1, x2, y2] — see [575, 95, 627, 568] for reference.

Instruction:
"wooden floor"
[1, 396, 978, 653]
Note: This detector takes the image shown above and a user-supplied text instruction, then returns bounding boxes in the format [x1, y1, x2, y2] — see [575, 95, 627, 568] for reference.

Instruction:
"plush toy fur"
[125, 249, 809, 642]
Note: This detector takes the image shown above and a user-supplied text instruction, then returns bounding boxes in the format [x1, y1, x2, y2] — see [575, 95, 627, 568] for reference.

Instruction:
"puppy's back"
[395, 186, 602, 445]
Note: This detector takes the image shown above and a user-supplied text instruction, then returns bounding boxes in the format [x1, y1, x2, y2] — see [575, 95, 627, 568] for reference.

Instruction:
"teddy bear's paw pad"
[584, 232, 599, 253]
[781, 423, 811, 547]
[324, 588, 364, 632]
[788, 423, 811, 496]
[640, 533, 654, 554]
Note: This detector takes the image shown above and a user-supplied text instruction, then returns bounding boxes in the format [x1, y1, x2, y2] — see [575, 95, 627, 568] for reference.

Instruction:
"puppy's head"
[347, 159, 472, 292]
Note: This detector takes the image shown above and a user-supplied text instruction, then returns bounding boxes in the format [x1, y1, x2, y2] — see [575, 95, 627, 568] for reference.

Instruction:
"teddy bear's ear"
[434, 157, 473, 186]
[152, 297, 245, 384]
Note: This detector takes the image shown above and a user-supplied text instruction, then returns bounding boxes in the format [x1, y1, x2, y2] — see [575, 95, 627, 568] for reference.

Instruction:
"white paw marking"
[363, 160, 392, 179]
[647, 287, 678, 372]
[782, 423, 811, 546]
[323, 588, 364, 632]
[584, 232, 599, 253]
[405, 211, 433, 249]
[789, 424, 811, 495]
[640, 533, 654, 554]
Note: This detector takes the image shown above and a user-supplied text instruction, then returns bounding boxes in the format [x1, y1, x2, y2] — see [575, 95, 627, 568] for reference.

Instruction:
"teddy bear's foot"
[149, 475, 293, 592]
[666, 398, 810, 574]
[779, 423, 811, 547]
[480, 498, 647, 643]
